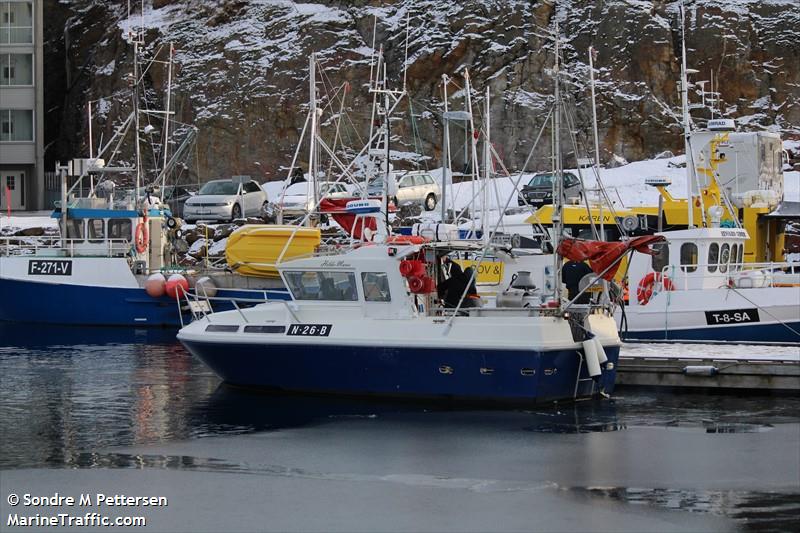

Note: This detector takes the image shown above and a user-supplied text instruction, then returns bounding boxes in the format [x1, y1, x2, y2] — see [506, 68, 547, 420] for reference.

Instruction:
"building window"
[0, 109, 33, 141]
[0, 54, 33, 85]
[6, 175, 14, 190]
[0, 1, 32, 44]
[680, 242, 698, 273]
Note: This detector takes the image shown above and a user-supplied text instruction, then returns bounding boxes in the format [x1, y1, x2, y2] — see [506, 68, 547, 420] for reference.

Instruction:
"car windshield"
[527, 174, 555, 187]
[199, 181, 238, 195]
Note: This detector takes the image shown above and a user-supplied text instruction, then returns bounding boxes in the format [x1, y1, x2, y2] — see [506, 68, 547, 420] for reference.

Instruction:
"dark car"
[161, 185, 195, 218]
[517, 172, 582, 207]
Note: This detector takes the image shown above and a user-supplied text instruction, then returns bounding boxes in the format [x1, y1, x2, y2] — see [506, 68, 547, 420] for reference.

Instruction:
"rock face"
[44, 0, 800, 184]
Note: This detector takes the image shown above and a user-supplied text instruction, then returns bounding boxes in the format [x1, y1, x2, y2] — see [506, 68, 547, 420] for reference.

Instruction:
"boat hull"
[621, 320, 800, 344]
[0, 277, 287, 327]
[180, 339, 620, 403]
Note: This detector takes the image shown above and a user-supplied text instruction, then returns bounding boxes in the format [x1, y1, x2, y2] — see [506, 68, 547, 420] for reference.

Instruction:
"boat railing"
[177, 286, 289, 327]
[0, 237, 132, 258]
[657, 261, 798, 291]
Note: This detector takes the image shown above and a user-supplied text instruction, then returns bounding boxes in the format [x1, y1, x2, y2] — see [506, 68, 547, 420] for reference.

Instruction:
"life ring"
[386, 235, 428, 245]
[636, 272, 674, 305]
[135, 222, 149, 254]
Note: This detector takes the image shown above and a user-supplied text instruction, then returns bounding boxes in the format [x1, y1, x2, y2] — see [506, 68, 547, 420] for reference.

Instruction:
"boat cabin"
[628, 227, 749, 301]
[50, 198, 167, 267]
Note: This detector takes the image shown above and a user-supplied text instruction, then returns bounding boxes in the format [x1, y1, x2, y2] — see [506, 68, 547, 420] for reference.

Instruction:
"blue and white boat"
[620, 227, 800, 344]
[177, 239, 621, 403]
[0, 195, 287, 327]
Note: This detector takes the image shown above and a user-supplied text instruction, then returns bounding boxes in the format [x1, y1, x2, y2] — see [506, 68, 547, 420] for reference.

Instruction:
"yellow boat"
[225, 225, 321, 278]
[523, 129, 791, 264]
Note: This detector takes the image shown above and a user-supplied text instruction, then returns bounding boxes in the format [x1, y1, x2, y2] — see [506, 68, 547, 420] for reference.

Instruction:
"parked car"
[367, 171, 440, 211]
[161, 185, 195, 217]
[277, 181, 351, 217]
[182, 178, 268, 223]
[517, 172, 582, 207]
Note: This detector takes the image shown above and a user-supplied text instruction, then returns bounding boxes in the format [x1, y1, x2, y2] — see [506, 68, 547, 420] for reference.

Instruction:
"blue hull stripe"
[180, 340, 619, 403]
[623, 321, 800, 344]
[0, 277, 288, 327]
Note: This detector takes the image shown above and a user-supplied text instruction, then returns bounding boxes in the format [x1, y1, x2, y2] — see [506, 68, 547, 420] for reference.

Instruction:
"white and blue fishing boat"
[177, 236, 621, 403]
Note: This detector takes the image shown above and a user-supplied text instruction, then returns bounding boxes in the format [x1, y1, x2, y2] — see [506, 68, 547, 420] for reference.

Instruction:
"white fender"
[593, 336, 608, 364]
[582, 338, 601, 378]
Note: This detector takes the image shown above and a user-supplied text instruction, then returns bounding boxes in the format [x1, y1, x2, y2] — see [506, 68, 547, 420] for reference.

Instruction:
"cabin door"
[2, 171, 25, 210]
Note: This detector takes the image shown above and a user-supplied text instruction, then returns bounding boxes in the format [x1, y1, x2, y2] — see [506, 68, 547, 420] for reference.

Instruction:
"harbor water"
[1, 324, 798, 532]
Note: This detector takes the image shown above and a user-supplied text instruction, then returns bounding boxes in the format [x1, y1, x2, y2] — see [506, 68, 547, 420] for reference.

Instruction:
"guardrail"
[0, 237, 132, 258]
[657, 261, 799, 291]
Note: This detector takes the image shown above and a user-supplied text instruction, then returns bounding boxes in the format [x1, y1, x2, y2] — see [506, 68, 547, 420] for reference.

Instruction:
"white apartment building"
[0, 0, 43, 211]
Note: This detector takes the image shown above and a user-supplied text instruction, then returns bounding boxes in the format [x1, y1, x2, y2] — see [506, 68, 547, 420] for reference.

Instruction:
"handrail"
[654, 260, 798, 291]
[0, 237, 132, 258]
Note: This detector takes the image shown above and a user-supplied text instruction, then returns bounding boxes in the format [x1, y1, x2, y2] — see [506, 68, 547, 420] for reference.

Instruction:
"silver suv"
[368, 171, 440, 211]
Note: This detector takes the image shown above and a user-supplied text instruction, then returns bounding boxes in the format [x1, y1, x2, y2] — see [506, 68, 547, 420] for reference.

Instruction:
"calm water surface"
[1, 324, 798, 532]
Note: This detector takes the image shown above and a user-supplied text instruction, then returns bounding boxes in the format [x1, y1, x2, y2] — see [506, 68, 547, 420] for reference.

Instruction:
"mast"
[588, 46, 604, 240]
[463, 70, 480, 236]
[483, 86, 491, 245]
[132, 27, 142, 201]
[383, 61, 391, 230]
[440, 74, 450, 222]
[308, 53, 318, 227]
[161, 42, 174, 194]
[589, 47, 601, 169]
[679, 2, 694, 228]
[552, 20, 563, 303]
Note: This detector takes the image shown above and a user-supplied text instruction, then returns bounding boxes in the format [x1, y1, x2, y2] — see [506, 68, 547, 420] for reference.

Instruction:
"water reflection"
[575, 487, 800, 533]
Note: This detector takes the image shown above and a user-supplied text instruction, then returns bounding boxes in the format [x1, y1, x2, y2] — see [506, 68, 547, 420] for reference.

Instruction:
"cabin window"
[65, 219, 84, 240]
[361, 272, 391, 302]
[719, 243, 730, 273]
[284, 271, 358, 301]
[87, 219, 105, 243]
[108, 219, 132, 240]
[738, 243, 744, 265]
[730, 244, 739, 270]
[707, 243, 719, 273]
[680, 243, 698, 273]
[651, 243, 669, 273]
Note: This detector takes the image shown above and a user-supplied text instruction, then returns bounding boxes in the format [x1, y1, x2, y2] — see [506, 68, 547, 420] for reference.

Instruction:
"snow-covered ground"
[3, 155, 797, 235]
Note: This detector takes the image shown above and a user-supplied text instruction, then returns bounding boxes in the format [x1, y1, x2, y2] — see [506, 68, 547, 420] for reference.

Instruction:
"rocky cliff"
[44, 0, 800, 184]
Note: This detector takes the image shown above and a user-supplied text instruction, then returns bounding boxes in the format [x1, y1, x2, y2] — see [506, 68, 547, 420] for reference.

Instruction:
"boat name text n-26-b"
[704, 309, 760, 325]
[27, 260, 73, 276]
[286, 324, 333, 337]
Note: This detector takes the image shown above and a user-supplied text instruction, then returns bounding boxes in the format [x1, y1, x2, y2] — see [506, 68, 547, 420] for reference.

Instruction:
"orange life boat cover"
[556, 235, 666, 280]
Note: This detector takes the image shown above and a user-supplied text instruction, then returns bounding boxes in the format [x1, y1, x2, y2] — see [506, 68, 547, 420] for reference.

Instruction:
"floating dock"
[616, 348, 800, 391]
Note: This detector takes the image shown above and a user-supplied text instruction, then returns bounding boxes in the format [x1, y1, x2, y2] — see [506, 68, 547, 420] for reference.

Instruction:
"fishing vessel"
[177, 233, 621, 403]
[0, 13, 295, 327]
[177, 27, 632, 403]
[618, 226, 800, 344]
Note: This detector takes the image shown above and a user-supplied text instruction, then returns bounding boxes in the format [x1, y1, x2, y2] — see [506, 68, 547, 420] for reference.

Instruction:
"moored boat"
[177, 240, 621, 403]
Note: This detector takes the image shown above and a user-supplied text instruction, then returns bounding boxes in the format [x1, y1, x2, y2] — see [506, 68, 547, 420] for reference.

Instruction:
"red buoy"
[165, 273, 189, 299]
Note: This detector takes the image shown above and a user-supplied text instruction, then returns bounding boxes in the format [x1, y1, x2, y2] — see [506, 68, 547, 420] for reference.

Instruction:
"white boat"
[619, 227, 800, 344]
[177, 239, 621, 403]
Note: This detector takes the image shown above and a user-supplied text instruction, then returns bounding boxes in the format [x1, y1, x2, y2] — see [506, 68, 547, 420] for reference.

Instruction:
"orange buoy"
[636, 272, 675, 305]
[165, 273, 189, 299]
[135, 221, 148, 254]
